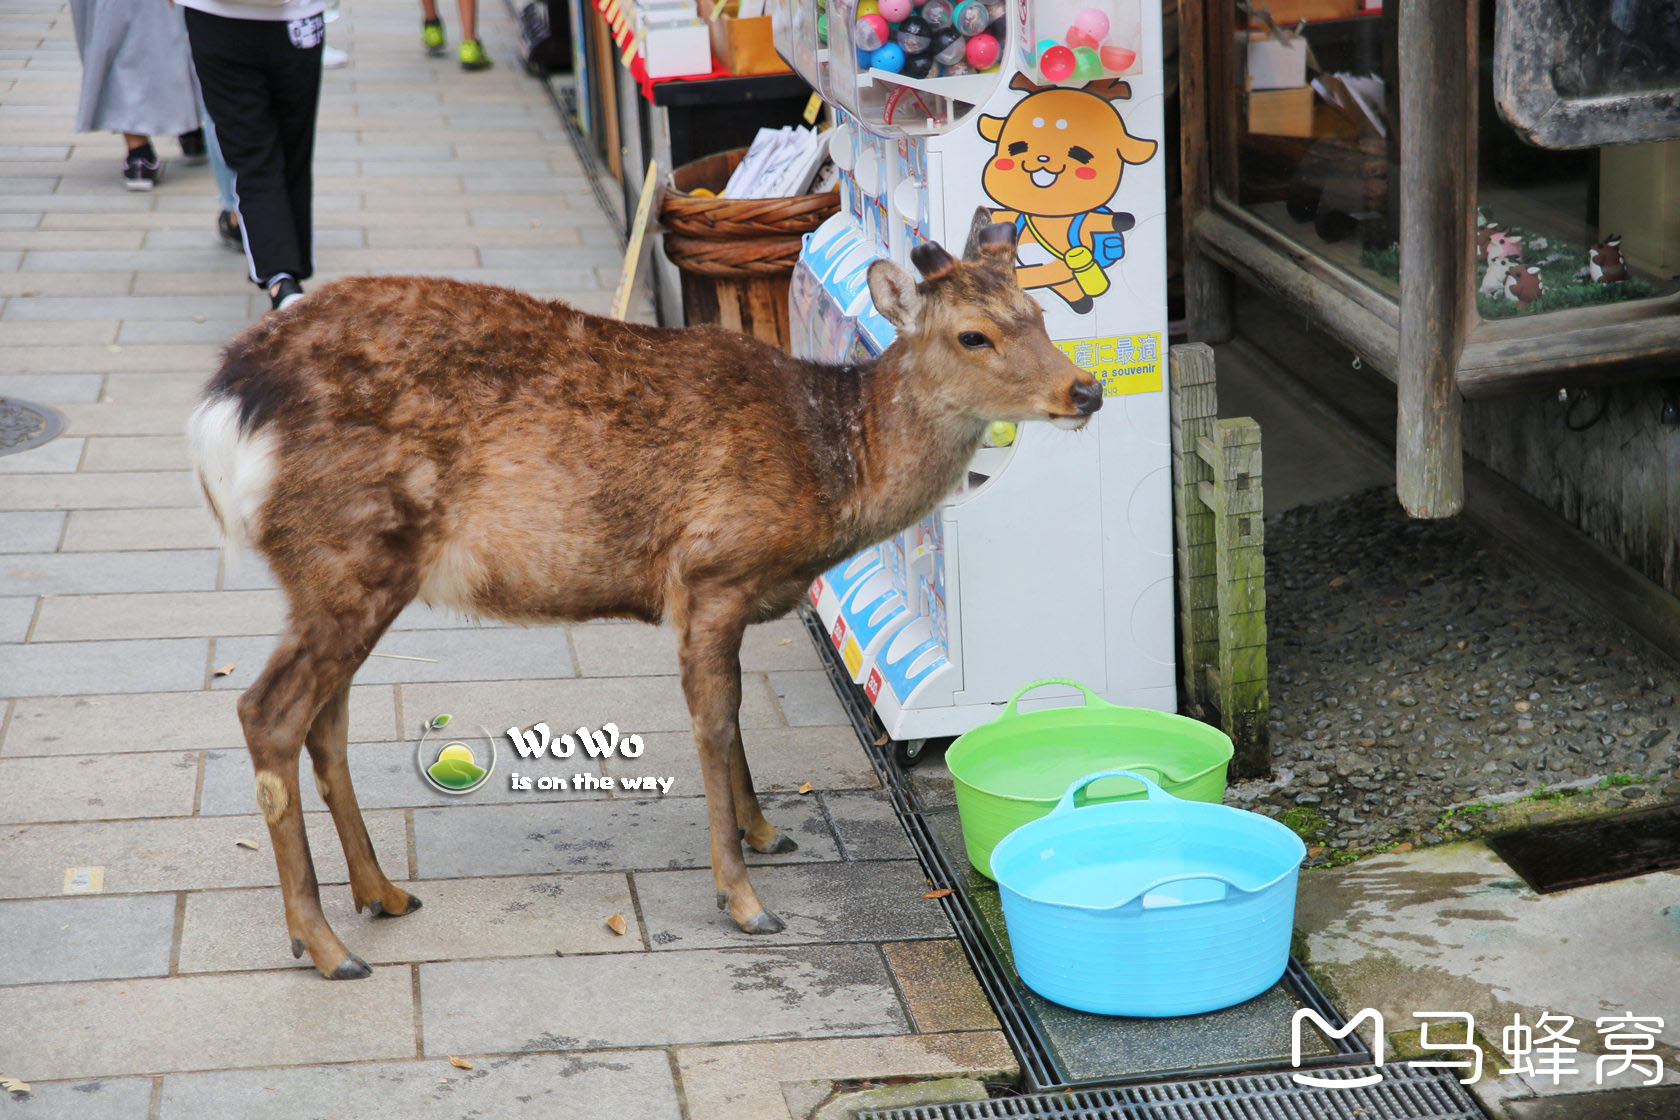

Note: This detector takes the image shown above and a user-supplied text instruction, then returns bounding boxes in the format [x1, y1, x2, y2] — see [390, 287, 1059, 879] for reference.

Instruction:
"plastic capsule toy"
[902, 53, 935, 79]
[953, 0, 989, 36]
[941, 59, 976, 76]
[878, 0, 913, 19]
[965, 30, 999, 68]
[932, 27, 966, 65]
[1039, 43, 1075, 82]
[921, 0, 953, 31]
[1071, 44, 1103, 79]
[896, 15, 933, 56]
[870, 41, 907, 72]
[854, 12, 890, 51]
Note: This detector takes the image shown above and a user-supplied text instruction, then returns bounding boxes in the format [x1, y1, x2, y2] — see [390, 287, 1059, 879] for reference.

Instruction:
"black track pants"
[183, 8, 323, 287]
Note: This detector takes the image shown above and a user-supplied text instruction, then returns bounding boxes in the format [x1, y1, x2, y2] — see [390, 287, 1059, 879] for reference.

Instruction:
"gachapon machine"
[775, 0, 1175, 756]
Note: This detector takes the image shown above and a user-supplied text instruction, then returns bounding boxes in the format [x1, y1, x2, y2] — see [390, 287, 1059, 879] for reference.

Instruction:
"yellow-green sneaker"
[459, 39, 492, 71]
[421, 19, 445, 56]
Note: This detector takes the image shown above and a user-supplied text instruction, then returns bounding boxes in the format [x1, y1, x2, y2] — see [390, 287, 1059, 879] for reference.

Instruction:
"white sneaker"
[323, 44, 349, 69]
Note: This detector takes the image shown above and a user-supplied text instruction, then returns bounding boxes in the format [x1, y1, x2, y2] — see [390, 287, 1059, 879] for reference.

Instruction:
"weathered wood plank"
[1395, 0, 1474, 517]
[1171, 343, 1221, 711]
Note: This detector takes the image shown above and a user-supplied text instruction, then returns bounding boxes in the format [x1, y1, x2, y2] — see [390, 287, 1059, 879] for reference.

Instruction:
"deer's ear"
[868, 259, 922, 328]
[964, 216, 1019, 265]
[910, 242, 958, 281]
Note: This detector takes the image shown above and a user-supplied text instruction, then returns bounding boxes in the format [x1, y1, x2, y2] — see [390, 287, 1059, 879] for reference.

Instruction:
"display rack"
[774, 0, 1177, 743]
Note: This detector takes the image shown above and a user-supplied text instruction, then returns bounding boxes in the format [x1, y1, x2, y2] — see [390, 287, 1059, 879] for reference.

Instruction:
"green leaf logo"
[428, 757, 487, 788]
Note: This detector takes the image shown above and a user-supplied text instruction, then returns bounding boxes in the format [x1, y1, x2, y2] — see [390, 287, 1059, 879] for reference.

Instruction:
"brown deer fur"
[188, 212, 1100, 979]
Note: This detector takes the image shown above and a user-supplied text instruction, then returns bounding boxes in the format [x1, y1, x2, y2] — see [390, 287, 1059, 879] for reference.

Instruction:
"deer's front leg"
[677, 589, 785, 935]
[729, 725, 796, 855]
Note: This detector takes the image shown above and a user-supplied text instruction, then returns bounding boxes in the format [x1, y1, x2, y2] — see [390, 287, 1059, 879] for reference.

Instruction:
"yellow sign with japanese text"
[1055, 333, 1163, 397]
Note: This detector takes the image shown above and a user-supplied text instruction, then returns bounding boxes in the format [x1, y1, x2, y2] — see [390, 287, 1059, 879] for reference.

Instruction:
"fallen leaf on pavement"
[873, 732, 890, 747]
[1, 1076, 31, 1096]
[213, 662, 235, 677]
[605, 914, 626, 935]
[448, 1057, 473, 1070]
[234, 838, 259, 851]
[923, 889, 953, 899]
[797, 782, 813, 794]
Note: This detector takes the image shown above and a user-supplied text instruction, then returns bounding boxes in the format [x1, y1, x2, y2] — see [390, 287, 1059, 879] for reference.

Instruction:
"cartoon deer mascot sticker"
[978, 75, 1158, 313]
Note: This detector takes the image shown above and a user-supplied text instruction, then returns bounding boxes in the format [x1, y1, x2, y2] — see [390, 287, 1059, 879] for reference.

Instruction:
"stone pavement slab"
[0, 967, 414, 1080]
[0, 511, 63, 552]
[0, 549, 218, 596]
[31, 590, 287, 642]
[0, 1077, 154, 1120]
[673, 1033, 1019, 1120]
[634, 860, 952, 950]
[0, 894, 176, 985]
[568, 616, 822, 676]
[881, 940, 1002, 1034]
[0, 635, 210, 697]
[154, 1051, 684, 1120]
[0, 750, 198, 823]
[179, 873, 640, 974]
[0, 597, 34, 642]
[421, 945, 908, 1054]
[769, 669, 851, 726]
[413, 793, 840, 878]
[0, 685, 398, 756]
[0, 809, 409, 898]
[822, 788, 918, 860]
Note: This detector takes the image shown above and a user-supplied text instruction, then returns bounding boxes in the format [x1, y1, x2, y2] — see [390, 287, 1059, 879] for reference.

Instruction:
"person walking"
[68, 0, 204, 190]
[420, 0, 493, 71]
[177, 0, 328, 311]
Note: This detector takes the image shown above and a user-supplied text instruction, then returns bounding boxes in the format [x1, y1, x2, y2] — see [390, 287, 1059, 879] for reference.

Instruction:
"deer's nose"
[1070, 380, 1103, 416]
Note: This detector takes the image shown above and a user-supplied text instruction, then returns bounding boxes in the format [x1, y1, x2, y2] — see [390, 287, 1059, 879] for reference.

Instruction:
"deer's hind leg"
[241, 579, 416, 979]
[306, 683, 421, 920]
[729, 729, 796, 855]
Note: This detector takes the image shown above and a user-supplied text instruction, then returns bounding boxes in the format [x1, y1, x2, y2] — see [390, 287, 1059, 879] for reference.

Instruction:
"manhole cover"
[0, 397, 65, 458]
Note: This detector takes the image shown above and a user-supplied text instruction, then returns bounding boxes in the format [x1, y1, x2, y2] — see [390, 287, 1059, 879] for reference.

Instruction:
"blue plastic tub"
[990, 769, 1306, 1018]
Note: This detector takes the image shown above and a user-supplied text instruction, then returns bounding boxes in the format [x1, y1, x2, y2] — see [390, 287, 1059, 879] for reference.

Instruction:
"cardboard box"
[706, 7, 789, 76]
[1248, 0, 1358, 24]
[1248, 87, 1315, 138]
[639, 13, 714, 78]
[1246, 34, 1307, 90]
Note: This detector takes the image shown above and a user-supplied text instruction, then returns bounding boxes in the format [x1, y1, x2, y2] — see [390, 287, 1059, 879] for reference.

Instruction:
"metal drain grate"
[798, 607, 1371, 1092]
[0, 397, 64, 458]
[857, 1065, 1486, 1120]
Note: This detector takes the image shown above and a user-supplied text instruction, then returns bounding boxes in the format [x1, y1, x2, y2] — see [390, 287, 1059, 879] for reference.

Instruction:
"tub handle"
[1051, 768, 1172, 815]
[1002, 677, 1111, 718]
[1133, 872, 1239, 909]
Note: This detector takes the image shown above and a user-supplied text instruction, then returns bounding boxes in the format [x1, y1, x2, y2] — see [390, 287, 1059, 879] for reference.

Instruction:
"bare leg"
[123, 133, 149, 151]
[675, 586, 784, 934]
[420, 0, 439, 21]
[457, 0, 477, 42]
[305, 685, 420, 920]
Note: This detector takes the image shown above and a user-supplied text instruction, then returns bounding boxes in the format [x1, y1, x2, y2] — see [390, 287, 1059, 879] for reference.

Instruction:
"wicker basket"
[660, 148, 838, 348]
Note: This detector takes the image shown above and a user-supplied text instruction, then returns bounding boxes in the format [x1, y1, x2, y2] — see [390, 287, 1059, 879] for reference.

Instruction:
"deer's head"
[867, 210, 1102, 430]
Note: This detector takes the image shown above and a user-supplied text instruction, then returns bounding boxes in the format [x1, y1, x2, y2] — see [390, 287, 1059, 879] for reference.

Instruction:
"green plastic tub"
[946, 678, 1235, 880]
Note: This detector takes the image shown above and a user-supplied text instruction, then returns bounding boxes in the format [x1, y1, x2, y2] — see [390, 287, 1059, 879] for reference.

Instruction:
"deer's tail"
[186, 392, 278, 558]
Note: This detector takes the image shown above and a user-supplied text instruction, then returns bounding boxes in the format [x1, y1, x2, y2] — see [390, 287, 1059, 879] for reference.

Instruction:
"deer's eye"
[958, 331, 992, 350]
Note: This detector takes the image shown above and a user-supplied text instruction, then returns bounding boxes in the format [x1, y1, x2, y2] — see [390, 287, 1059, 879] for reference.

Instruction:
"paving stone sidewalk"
[0, 2, 1016, 1115]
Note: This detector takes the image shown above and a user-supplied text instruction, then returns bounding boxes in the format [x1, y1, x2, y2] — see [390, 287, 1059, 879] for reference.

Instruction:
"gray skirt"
[70, 0, 201, 136]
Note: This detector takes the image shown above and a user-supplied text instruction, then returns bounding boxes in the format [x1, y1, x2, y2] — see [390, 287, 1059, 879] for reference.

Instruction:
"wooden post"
[1178, 0, 1234, 343]
[1201, 419, 1269, 778]
[1396, 0, 1475, 517]
[1171, 344, 1220, 715]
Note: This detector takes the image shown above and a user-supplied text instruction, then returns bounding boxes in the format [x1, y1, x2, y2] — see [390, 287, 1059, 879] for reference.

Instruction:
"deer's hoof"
[369, 892, 422, 919]
[737, 908, 786, 935]
[327, 954, 372, 981]
[716, 890, 729, 911]
[291, 938, 306, 960]
[750, 832, 798, 855]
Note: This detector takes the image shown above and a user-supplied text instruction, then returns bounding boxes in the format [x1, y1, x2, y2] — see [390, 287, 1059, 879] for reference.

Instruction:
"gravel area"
[1232, 487, 1680, 859]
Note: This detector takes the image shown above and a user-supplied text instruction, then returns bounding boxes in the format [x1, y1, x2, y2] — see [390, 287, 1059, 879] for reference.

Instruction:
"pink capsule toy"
[878, 0, 913, 21]
[1100, 44, 1137, 70]
[1073, 8, 1111, 40]
[1066, 25, 1100, 49]
[855, 12, 890, 51]
[965, 30, 999, 68]
[1039, 43, 1075, 82]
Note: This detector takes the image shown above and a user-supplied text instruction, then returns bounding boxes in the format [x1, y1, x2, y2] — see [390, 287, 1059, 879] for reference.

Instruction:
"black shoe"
[217, 210, 242, 252]
[268, 275, 305, 311]
[123, 148, 160, 191]
[179, 128, 208, 163]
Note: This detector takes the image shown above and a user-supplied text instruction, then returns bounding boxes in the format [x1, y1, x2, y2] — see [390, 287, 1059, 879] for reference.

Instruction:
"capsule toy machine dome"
[773, 0, 1174, 743]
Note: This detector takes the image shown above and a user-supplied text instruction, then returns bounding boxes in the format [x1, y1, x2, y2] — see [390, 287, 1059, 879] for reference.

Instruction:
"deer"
[186, 209, 1102, 980]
